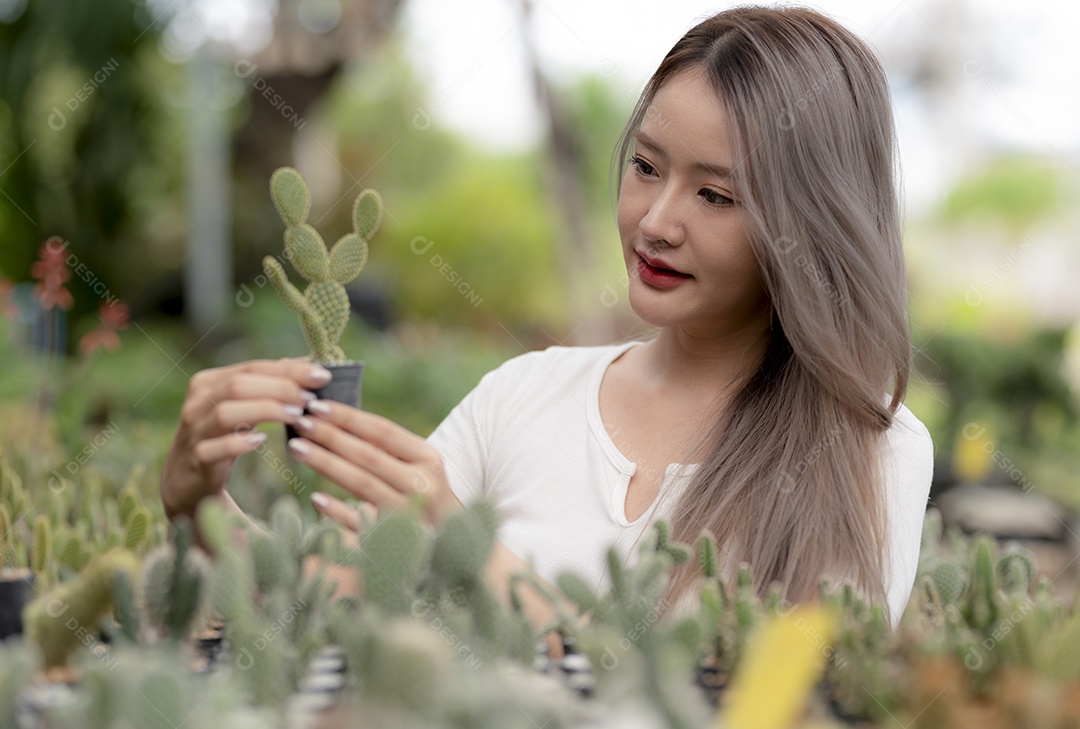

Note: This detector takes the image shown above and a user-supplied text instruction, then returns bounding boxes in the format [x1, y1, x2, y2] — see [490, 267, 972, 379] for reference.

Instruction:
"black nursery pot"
[286, 360, 364, 443]
[0, 568, 34, 641]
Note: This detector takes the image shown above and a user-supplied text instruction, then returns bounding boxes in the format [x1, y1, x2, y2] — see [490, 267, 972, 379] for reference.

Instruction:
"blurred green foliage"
[917, 326, 1077, 456]
[0, 0, 184, 321]
[938, 156, 1064, 231]
[0, 300, 519, 519]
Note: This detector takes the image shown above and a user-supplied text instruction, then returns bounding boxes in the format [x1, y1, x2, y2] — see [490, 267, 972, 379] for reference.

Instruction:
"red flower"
[79, 301, 129, 355]
[31, 237, 73, 311]
[0, 278, 19, 321]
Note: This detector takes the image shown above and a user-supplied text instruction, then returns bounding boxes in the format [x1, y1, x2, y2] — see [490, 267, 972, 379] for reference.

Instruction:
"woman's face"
[617, 68, 770, 339]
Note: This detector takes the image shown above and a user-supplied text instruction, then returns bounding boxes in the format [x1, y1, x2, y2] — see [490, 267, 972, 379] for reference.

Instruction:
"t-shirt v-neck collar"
[586, 340, 702, 526]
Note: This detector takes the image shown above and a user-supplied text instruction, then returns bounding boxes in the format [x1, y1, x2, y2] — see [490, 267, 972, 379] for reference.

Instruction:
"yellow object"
[720, 605, 837, 729]
[953, 422, 994, 483]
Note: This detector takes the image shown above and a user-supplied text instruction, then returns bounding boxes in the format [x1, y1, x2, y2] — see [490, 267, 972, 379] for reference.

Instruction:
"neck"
[641, 315, 771, 400]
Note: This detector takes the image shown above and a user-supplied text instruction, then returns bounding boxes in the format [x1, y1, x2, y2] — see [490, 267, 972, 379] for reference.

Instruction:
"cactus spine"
[263, 167, 383, 363]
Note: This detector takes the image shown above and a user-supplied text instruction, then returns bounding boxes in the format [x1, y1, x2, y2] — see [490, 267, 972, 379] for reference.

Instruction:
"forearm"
[483, 540, 580, 655]
[169, 489, 271, 556]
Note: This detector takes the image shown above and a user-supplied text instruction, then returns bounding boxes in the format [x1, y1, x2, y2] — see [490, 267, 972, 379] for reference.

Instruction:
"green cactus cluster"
[11, 463, 1080, 729]
[138, 520, 210, 643]
[813, 507, 1060, 723]
[263, 167, 383, 364]
[0, 450, 163, 591]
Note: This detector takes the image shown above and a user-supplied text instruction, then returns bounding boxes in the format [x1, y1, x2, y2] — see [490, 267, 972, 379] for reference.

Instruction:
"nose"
[638, 184, 687, 248]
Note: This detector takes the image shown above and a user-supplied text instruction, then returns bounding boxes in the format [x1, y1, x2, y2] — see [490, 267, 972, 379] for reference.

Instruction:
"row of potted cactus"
[4, 424, 1080, 729]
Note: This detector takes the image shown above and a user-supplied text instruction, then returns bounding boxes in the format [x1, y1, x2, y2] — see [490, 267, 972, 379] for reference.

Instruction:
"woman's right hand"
[160, 358, 334, 520]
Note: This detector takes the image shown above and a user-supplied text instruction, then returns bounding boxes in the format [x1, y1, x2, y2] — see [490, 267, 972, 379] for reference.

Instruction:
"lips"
[636, 251, 690, 277]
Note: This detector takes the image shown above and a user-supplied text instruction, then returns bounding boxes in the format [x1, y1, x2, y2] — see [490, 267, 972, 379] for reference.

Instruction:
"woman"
[161, 6, 933, 628]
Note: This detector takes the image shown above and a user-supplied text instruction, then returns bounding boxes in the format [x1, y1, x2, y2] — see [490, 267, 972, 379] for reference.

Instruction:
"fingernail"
[295, 416, 314, 432]
[311, 492, 329, 510]
[284, 404, 304, 418]
[288, 438, 311, 456]
[310, 367, 332, 383]
[300, 390, 317, 402]
[244, 431, 267, 444]
[308, 400, 332, 416]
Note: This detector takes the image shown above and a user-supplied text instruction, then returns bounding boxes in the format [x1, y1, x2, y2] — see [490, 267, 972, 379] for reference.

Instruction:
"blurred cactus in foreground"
[8, 462, 1080, 729]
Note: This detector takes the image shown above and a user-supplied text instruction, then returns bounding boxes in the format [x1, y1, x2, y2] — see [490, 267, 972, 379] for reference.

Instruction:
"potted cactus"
[0, 504, 33, 641]
[0, 568, 33, 641]
[263, 167, 383, 435]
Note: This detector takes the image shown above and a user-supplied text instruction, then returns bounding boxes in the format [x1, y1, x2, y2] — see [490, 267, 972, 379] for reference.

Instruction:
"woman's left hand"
[286, 399, 461, 525]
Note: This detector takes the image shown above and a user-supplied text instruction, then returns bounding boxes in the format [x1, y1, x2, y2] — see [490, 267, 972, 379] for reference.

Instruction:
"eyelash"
[628, 154, 736, 208]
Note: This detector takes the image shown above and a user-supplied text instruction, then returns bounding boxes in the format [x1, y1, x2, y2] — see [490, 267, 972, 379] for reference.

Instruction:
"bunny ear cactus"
[928, 558, 968, 607]
[360, 510, 430, 616]
[996, 542, 1037, 594]
[24, 548, 139, 668]
[264, 166, 383, 364]
[139, 521, 209, 643]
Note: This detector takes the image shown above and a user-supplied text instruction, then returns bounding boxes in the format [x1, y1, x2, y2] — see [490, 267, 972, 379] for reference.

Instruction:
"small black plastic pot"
[0, 568, 34, 641]
[286, 360, 364, 442]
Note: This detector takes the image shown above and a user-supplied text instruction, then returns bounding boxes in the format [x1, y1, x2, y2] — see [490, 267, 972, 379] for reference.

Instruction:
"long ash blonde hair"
[615, 7, 910, 618]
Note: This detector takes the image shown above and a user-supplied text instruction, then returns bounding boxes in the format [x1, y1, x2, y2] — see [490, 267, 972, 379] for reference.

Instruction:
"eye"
[629, 155, 657, 177]
[700, 188, 736, 207]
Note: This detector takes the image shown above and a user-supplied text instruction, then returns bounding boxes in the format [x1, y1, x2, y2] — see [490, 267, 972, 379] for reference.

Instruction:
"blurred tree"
[516, 0, 610, 344]
[301, 41, 568, 335]
[377, 151, 565, 331]
[917, 326, 1077, 471]
[938, 156, 1064, 232]
[231, 0, 404, 182]
[559, 74, 632, 221]
[557, 72, 640, 290]
[0, 0, 166, 332]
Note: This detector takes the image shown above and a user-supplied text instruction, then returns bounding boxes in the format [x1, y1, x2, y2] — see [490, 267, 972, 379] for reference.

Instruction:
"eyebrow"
[633, 130, 734, 180]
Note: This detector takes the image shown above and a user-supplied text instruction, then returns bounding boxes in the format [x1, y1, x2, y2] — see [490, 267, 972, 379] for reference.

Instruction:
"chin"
[626, 286, 689, 329]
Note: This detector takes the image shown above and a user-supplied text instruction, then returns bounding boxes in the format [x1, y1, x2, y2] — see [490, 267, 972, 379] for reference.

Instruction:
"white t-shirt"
[426, 341, 934, 626]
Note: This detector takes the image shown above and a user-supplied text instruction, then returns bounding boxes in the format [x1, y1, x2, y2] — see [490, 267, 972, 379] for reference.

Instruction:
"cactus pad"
[328, 234, 369, 284]
[352, 189, 383, 240]
[996, 543, 1036, 594]
[284, 224, 331, 283]
[24, 549, 139, 667]
[361, 510, 429, 615]
[928, 559, 966, 605]
[270, 167, 311, 226]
